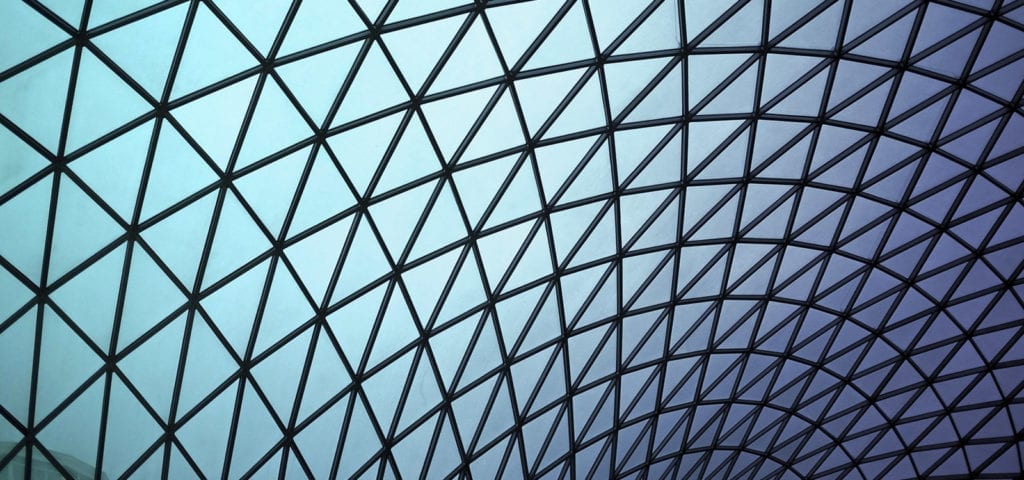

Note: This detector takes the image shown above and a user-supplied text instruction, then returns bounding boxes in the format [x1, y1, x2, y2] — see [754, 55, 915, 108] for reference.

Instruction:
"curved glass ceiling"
[1, 0, 1024, 479]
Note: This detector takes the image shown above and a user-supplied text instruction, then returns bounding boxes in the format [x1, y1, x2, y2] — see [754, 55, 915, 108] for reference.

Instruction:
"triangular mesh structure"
[2, 1, 1024, 479]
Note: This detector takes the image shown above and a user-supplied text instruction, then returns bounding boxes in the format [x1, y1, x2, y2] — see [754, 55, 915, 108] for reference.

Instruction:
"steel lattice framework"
[1, 0, 1023, 479]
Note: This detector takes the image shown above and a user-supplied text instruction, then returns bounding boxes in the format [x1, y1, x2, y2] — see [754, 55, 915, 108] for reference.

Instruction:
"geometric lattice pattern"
[1, 1, 1023, 479]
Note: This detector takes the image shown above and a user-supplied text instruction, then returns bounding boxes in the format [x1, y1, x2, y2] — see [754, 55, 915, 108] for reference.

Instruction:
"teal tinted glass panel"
[1, 1, 1023, 479]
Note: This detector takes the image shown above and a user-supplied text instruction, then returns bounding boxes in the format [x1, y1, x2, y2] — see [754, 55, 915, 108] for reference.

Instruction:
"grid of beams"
[0, 0, 1023, 479]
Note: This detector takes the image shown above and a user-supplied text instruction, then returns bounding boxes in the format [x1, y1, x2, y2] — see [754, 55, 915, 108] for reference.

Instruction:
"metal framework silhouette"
[0, 0, 1022, 479]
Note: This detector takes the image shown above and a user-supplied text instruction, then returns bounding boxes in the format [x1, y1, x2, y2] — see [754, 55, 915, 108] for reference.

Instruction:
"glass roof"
[1, 0, 1023, 479]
